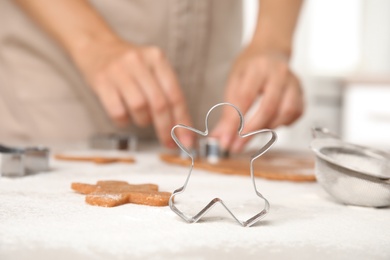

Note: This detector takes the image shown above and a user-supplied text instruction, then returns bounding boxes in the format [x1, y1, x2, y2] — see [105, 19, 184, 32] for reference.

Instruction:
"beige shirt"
[0, 0, 242, 145]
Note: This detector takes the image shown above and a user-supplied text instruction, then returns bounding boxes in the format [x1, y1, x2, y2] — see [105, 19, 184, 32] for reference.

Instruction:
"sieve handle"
[311, 127, 340, 139]
[312, 127, 390, 161]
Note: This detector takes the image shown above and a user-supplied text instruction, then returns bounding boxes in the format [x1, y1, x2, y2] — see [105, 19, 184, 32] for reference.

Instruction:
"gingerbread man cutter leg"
[169, 103, 277, 227]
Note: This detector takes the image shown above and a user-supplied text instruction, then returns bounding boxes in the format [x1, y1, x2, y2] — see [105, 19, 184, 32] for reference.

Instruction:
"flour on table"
[0, 150, 389, 260]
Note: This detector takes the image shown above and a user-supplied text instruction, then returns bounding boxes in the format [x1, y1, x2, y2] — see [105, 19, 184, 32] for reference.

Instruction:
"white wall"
[359, 0, 390, 74]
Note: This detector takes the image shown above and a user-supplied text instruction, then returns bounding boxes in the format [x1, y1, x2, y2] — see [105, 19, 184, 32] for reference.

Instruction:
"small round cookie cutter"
[170, 103, 277, 227]
[310, 127, 390, 208]
[180, 137, 229, 164]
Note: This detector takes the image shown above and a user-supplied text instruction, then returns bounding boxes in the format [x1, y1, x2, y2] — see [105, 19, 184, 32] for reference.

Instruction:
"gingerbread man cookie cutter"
[170, 103, 277, 227]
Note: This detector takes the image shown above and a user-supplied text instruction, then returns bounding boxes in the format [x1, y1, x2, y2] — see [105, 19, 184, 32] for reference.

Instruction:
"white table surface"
[1, 148, 389, 260]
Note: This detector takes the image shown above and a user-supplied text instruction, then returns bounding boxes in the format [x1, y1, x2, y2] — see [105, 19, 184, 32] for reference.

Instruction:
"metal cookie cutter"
[90, 134, 138, 151]
[170, 103, 277, 227]
[0, 144, 50, 177]
[180, 137, 229, 164]
[198, 137, 229, 164]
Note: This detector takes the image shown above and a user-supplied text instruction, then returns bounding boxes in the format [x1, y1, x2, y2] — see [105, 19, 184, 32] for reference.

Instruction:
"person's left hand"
[212, 45, 304, 152]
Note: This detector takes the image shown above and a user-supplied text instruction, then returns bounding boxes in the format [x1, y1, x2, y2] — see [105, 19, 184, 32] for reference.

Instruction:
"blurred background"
[244, 0, 390, 150]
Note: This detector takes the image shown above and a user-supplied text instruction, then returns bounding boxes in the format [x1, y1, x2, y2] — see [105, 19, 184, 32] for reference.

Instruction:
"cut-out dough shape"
[160, 150, 315, 182]
[169, 103, 277, 227]
[56, 153, 135, 164]
[71, 180, 171, 207]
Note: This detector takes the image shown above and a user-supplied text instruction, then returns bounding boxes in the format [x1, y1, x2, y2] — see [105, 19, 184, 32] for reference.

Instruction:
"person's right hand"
[75, 38, 193, 148]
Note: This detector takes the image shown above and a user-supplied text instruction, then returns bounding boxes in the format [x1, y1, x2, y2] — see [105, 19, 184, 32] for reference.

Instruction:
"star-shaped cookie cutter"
[170, 103, 277, 227]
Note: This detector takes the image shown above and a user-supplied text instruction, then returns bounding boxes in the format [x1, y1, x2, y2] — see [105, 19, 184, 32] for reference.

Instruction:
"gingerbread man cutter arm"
[169, 102, 277, 227]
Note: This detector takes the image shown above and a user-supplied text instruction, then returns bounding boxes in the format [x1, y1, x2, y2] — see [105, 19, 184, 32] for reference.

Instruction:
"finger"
[243, 68, 288, 132]
[211, 103, 240, 151]
[212, 65, 266, 149]
[229, 70, 289, 153]
[108, 63, 152, 127]
[269, 76, 304, 128]
[126, 52, 175, 147]
[147, 48, 194, 148]
[93, 76, 130, 127]
[211, 73, 243, 149]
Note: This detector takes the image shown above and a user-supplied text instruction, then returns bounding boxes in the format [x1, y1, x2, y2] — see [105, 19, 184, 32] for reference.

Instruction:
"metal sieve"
[310, 128, 390, 208]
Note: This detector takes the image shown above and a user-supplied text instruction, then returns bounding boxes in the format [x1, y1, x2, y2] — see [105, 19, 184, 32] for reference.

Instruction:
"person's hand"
[212, 45, 304, 152]
[76, 38, 193, 148]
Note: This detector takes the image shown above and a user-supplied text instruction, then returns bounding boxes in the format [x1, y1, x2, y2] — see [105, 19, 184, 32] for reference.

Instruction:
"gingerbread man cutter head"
[170, 103, 277, 227]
